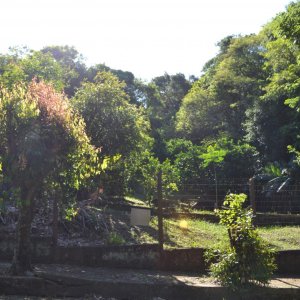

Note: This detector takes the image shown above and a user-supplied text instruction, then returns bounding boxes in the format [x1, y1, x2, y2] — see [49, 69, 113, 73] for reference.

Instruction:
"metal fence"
[254, 182, 300, 214]
[165, 178, 300, 214]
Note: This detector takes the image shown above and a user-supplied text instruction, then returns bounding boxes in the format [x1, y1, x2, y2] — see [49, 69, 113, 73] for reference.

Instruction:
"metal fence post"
[157, 169, 164, 252]
[249, 177, 256, 214]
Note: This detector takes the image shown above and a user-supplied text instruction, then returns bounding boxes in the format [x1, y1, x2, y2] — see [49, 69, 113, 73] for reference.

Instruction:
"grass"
[134, 216, 300, 251]
[124, 195, 150, 207]
[136, 217, 228, 249]
[258, 226, 300, 250]
[107, 195, 300, 251]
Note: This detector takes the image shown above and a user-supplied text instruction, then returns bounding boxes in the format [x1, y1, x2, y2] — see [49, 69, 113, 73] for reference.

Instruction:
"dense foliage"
[1, 2, 299, 199]
[176, 1, 300, 180]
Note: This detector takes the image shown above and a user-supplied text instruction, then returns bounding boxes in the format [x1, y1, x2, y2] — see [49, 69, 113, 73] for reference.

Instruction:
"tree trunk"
[52, 195, 58, 247]
[10, 185, 36, 275]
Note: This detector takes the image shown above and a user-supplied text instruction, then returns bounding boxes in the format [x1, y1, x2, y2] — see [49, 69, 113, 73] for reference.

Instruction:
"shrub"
[106, 232, 125, 246]
[205, 193, 276, 288]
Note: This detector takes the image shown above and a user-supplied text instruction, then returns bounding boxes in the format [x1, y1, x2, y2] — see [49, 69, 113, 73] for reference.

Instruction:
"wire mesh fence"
[254, 182, 300, 214]
[166, 179, 300, 214]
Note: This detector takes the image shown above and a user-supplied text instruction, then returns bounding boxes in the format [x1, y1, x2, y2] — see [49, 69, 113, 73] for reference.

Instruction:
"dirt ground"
[0, 261, 299, 300]
[1, 261, 300, 290]
[33, 263, 300, 289]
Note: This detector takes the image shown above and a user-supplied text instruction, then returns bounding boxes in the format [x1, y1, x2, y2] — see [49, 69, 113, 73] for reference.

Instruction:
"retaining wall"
[255, 213, 300, 226]
[54, 244, 160, 269]
[0, 236, 299, 274]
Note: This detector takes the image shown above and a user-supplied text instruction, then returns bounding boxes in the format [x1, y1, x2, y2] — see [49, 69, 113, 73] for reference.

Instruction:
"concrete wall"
[255, 213, 300, 226]
[0, 236, 160, 269]
[161, 248, 207, 272]
[276, 250, 300, 274]
[54, 244, 160, 269]
[0, 236, 299, 274]
[0, 235, 53, 262]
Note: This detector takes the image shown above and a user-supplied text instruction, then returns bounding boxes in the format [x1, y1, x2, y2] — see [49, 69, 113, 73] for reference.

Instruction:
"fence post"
[249, 177, 256, 214]
[157, 169, 164, 253]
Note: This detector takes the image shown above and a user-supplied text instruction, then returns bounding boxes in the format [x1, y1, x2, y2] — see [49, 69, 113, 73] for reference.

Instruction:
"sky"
[0, 0, 293, 81]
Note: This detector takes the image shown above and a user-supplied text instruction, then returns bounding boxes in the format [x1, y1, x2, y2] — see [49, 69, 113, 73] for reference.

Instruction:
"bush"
[205, 193, 276, 288]
[106, 232, 125, 246]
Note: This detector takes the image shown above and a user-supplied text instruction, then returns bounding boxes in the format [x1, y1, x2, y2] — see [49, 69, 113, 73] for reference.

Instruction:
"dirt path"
[0, 262, 299, 300]
[1, 261, 300, 289]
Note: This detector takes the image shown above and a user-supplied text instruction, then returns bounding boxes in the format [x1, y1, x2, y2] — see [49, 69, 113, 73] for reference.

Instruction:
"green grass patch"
[138, 217, 228, 249]
[258, 226, 300, 250]
[124, 195, 150, 207]
[135, 217, 300, 251]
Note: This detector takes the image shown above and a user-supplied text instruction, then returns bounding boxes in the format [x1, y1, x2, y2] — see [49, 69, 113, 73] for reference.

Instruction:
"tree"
[0, 80, 100, 274]
[152, 73, 191, 135]
[72, 71, 151, 195]
[0, 50, 27, 88]
[176, 81, 220, 141]
[73, 71, 150, 156]
[245, 1, 300, 164]
[87, 64, 139, 105]
[149, 73, 191, 141]
[0, 49, 65, 91]
[21, 51, 65, 91]
[170, 140, 204, 185]
[41, 45, 87, 97]
[177, 34, 266, 142]
[138, 81, 168, 161]
[201, 144, 228, 207]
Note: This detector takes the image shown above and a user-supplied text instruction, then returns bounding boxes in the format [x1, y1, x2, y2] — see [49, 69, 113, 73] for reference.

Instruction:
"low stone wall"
[161, 248, 207, 272]
[255, 213, 300, 226]
[0, 236, 160, 269]
[0, 235, 53, 262]
[0, 235, 15, 260]
[54, 244, 160, 269]
[161, 248, 300, 275]
[276, 250, 300, 274]
[0, 236, 299, 274]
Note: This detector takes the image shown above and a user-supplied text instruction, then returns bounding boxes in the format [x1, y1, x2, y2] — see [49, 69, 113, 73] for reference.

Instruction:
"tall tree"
[152, 73, 191, 139]
[0, 49, 65, 91]
[87, 64, 139, 104]
[73, 71, 150, 156]
[72, 71, 151, 195]
[41, 46, 87, 97]
[245, 1, 300, 163]
[177, 35, 266, 142]
[0, 80, 100, 274]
